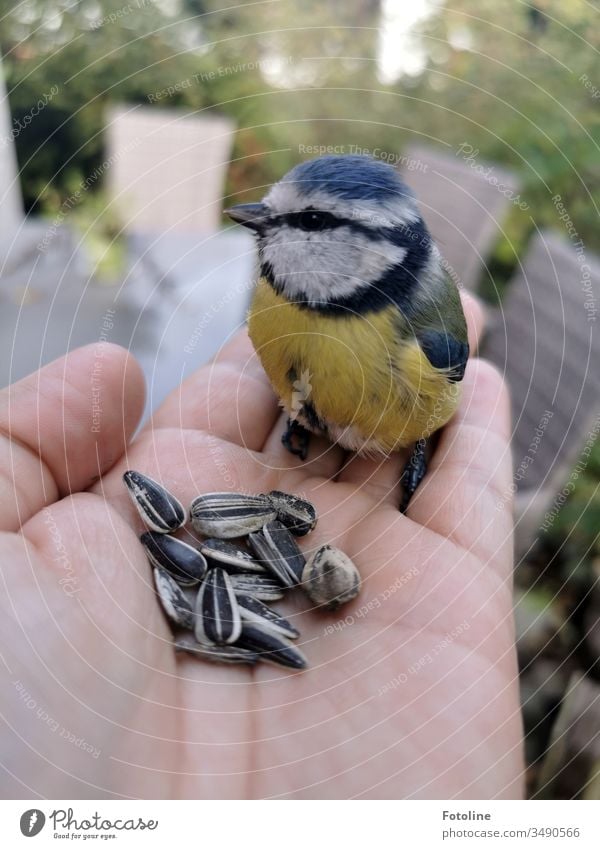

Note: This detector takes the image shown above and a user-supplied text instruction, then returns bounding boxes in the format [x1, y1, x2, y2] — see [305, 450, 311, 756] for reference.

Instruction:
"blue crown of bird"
[226, 154, 469, 509]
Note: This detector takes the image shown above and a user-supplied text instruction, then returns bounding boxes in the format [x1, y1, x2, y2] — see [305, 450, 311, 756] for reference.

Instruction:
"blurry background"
[1, 0, 599, 798]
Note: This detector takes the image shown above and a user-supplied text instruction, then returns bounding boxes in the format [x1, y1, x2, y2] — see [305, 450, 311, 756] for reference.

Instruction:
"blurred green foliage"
[1, 0, 598, 564]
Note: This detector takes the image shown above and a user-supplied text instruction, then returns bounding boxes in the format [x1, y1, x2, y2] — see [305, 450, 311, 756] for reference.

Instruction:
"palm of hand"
[0, 315, 523, 800]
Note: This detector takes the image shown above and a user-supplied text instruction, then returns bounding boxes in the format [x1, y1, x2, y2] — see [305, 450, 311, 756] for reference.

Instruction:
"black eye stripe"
[284, 209, 341, 231]
[270, 208, 432, 251]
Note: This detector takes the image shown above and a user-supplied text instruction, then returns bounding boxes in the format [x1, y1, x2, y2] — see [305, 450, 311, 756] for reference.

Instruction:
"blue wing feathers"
[418, 330, 469, 382]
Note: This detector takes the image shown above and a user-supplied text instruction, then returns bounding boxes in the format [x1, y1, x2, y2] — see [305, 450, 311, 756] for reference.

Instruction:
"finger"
[461, 289, 486, 354]
[337, 290, 487, 500]
[0, 344, 145, 533]
[408, 358, 513, 571]
[261, 411, 346, 482]
[150, 330, 280, 451]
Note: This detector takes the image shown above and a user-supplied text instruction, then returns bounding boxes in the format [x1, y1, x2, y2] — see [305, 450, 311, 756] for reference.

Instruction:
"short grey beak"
[225, 202, 269, 232]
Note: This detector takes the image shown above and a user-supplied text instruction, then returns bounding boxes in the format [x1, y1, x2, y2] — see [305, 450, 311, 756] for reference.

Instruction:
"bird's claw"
[400, 440, 428, 513]
[282, 418, 310, 461]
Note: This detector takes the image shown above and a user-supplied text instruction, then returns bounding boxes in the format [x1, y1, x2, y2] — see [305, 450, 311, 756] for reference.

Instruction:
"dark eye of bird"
[297, 210, 331, 231]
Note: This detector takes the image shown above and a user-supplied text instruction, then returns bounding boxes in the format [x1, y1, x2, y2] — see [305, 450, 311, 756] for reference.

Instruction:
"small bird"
[226, 154, 469, 508]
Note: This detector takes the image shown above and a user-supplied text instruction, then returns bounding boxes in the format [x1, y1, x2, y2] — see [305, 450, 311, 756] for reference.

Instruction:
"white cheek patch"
[261, 225, 407, 304]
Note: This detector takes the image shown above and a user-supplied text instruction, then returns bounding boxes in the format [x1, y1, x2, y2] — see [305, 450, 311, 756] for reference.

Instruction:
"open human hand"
[0, 293, 524, 799]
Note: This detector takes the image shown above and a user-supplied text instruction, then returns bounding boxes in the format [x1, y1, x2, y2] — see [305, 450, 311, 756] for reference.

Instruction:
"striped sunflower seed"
[198, 538, 266, 574]
[123, 470, 186, 533]
[236, 593, 300, 640]
[175, 633, 259, 665]
[229, 574, 285, 601]
[194, 567, 242, 646]
[302, 545, 361, 611]
[141, 532, 207, 585]
[248, 520, 305, 588]
[153, 567, 195, 629]
[237, 622, 307, 669]
[267, 490, 317, 536]
[190, 492, 276, 539]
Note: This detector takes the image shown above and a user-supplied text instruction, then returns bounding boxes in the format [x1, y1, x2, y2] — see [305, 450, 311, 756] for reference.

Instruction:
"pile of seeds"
[123, 471, 361, 670]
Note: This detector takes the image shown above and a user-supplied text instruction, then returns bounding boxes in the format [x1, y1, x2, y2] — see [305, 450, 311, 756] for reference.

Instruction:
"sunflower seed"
[141, 532, 207, 585]
[248, 520, 305, 588]
[181, 585, 200, 607]
[236, 593, 300, 640]
[237, 622, 307, 669]
[175, 633, 259, 665]
[123, 470, 186, 533]
[229, 574, 285, 601]
[194, 567, 242, 645]
[198, 538, 266, 574]
[153, 567, 195, 629]
[302, 545, 361, 610]
[190, 492, 276, 538]
[267, 490, 317, 536]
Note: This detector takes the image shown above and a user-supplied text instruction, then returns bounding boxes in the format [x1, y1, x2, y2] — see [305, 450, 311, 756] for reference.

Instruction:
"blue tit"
[226, 154, 469, 508]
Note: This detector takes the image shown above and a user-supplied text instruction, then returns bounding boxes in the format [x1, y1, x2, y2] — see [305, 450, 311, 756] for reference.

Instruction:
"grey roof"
[400, 143, 521, 291]
[482, 230, 600, 553]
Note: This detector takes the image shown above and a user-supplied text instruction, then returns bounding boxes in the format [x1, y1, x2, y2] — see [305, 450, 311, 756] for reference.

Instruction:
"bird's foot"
[400, 439, 428, 513]
[282, 418, 310, 461]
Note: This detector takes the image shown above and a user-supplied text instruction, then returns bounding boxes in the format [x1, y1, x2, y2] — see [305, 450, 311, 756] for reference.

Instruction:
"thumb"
[0, 343, 145, 532]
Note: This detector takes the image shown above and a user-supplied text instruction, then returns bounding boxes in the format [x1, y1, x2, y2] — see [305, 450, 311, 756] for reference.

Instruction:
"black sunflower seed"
[267, 491, 317, 536]
[153, 568, 195, 629]
[198, 539, 266, 574]
[236, 593, 299, 640]
[237, 622, 307, 669]
[248, 520, 305, 588]
[189, 492, 276, 538]
[141, 532, 207, 585]
[175, 633, 258, 665]
[229, 574, 285, 601]
[194, 567, 242, 646]
[123, 470, 186, 533]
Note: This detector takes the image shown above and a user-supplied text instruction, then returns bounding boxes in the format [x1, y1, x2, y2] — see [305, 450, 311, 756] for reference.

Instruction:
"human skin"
[0, 293, 524, 799]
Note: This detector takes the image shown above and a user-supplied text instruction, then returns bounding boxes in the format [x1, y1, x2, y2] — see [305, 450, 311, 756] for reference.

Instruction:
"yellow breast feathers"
[247, 278, 461, 454]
